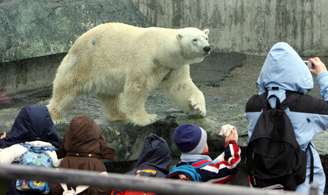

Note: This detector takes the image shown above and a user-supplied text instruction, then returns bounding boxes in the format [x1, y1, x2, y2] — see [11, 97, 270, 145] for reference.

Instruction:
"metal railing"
[0, 164, 319, 195]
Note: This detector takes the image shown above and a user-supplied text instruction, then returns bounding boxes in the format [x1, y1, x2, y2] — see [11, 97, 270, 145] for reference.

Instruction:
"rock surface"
[0, 0, 149, 62]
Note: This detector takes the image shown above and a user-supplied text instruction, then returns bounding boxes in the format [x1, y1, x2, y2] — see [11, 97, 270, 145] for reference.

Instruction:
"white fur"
[48, 23, 210, 126]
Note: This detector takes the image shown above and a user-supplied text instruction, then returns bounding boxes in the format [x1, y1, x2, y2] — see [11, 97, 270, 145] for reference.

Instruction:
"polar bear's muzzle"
[203, 46, 211, 54]
[203, 46, 211, 55]
[203, 46, 211, 53]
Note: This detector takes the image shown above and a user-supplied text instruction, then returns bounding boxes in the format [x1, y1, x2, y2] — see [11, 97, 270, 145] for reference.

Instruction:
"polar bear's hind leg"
[48, 84, 80, 123]
[48, 54, 81, 123]
[97, 94, 127, 122]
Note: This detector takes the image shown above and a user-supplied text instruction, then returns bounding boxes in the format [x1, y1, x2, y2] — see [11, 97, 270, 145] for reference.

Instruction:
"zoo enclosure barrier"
[0, 164, 320, 195]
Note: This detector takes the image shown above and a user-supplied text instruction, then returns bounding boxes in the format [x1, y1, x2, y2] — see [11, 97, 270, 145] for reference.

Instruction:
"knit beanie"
[173, 124, 207, 154]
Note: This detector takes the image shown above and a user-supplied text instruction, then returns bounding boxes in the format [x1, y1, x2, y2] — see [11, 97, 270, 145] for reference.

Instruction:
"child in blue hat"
[167, 123, 240, 183]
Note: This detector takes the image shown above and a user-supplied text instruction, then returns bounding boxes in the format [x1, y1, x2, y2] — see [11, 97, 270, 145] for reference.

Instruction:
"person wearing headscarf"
[51, 115, 115, 195]
[0, 105, 62, 195]
[246, 42, 328, 194]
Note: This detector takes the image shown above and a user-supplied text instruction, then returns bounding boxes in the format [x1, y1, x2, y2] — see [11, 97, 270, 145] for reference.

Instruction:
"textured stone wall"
[0, 0, 149, 62]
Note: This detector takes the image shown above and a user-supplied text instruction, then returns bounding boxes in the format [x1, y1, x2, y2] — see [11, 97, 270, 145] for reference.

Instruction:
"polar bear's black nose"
[203, 46, 211, 53]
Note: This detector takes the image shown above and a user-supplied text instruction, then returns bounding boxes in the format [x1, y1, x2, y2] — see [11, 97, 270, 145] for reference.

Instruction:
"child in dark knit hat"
[167, 124, 240, 183]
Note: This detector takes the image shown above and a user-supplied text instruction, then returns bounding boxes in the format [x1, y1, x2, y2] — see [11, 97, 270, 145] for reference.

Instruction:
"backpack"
[167, 161, 211, 182]
[15, 143, 56, 194]
[246, 94, 306, 190]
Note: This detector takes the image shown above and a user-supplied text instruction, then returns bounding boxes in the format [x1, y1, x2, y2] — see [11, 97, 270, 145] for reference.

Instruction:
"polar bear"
[48, 22, 211, 126]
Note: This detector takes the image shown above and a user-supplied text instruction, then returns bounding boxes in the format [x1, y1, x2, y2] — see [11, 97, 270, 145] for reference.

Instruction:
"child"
[51, 115, 115, 195]
[167, 123, 240, 183]
[111, 133, 171, 195]
[0, 105, 62, 195]
[130, 133, 171, 178]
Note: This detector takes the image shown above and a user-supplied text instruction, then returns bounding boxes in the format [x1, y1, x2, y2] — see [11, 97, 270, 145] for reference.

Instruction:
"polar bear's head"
[176, 28, 211, 64]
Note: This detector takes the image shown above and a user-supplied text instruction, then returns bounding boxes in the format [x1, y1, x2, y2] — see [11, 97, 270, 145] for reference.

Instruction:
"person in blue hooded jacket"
[0, 105, 62, 195]
[246, 42, 327, 194]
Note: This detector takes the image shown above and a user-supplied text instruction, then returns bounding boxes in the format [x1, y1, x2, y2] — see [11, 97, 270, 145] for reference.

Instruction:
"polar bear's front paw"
[107, 112, 127, 122]
[188, 98, 206, 117]
[129, 113, 158, 126]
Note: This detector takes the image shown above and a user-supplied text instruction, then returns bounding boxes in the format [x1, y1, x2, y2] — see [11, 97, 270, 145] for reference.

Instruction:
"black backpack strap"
[261, 89, 301, 111]
[259, 93, 270, 111]
[308, 143, 314, 184]
[279, 92, 301, 110]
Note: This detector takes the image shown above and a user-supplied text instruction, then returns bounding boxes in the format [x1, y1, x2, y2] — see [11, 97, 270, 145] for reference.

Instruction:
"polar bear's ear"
[203, 29, 210, 36]
[176, 33, 183, 41]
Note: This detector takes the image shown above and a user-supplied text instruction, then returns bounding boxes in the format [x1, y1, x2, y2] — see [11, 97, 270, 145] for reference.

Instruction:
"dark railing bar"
[0, 164, 309, 195]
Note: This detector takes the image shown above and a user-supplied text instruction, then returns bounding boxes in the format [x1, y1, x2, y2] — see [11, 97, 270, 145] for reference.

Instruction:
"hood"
[257, 42, 313, 105]
[63, 115, 115, 160]
[0, 105, 61, 148]
[134, 133, 171, 175]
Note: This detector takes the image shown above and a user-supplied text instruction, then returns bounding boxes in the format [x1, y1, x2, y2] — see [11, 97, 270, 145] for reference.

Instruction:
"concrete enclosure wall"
[132, 0, 328, 56]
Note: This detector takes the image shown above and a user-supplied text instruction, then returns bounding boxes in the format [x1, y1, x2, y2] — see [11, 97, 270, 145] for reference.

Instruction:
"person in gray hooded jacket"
[245, 42, 327, 194]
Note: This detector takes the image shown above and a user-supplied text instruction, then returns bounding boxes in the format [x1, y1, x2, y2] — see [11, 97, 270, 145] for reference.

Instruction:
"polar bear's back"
[71, 23, 175, 52]
[70, 23, 145, 57]
[68, 23, 177, 68]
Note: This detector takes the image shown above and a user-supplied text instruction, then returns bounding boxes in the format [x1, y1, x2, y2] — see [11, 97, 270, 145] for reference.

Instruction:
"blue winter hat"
[167, 164, 201, 181]
[174, 124, 207, 154]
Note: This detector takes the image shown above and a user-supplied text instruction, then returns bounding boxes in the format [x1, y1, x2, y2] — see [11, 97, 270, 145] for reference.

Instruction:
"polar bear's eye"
[192, 38, 198, 42]
[205, 37, 208, 40]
